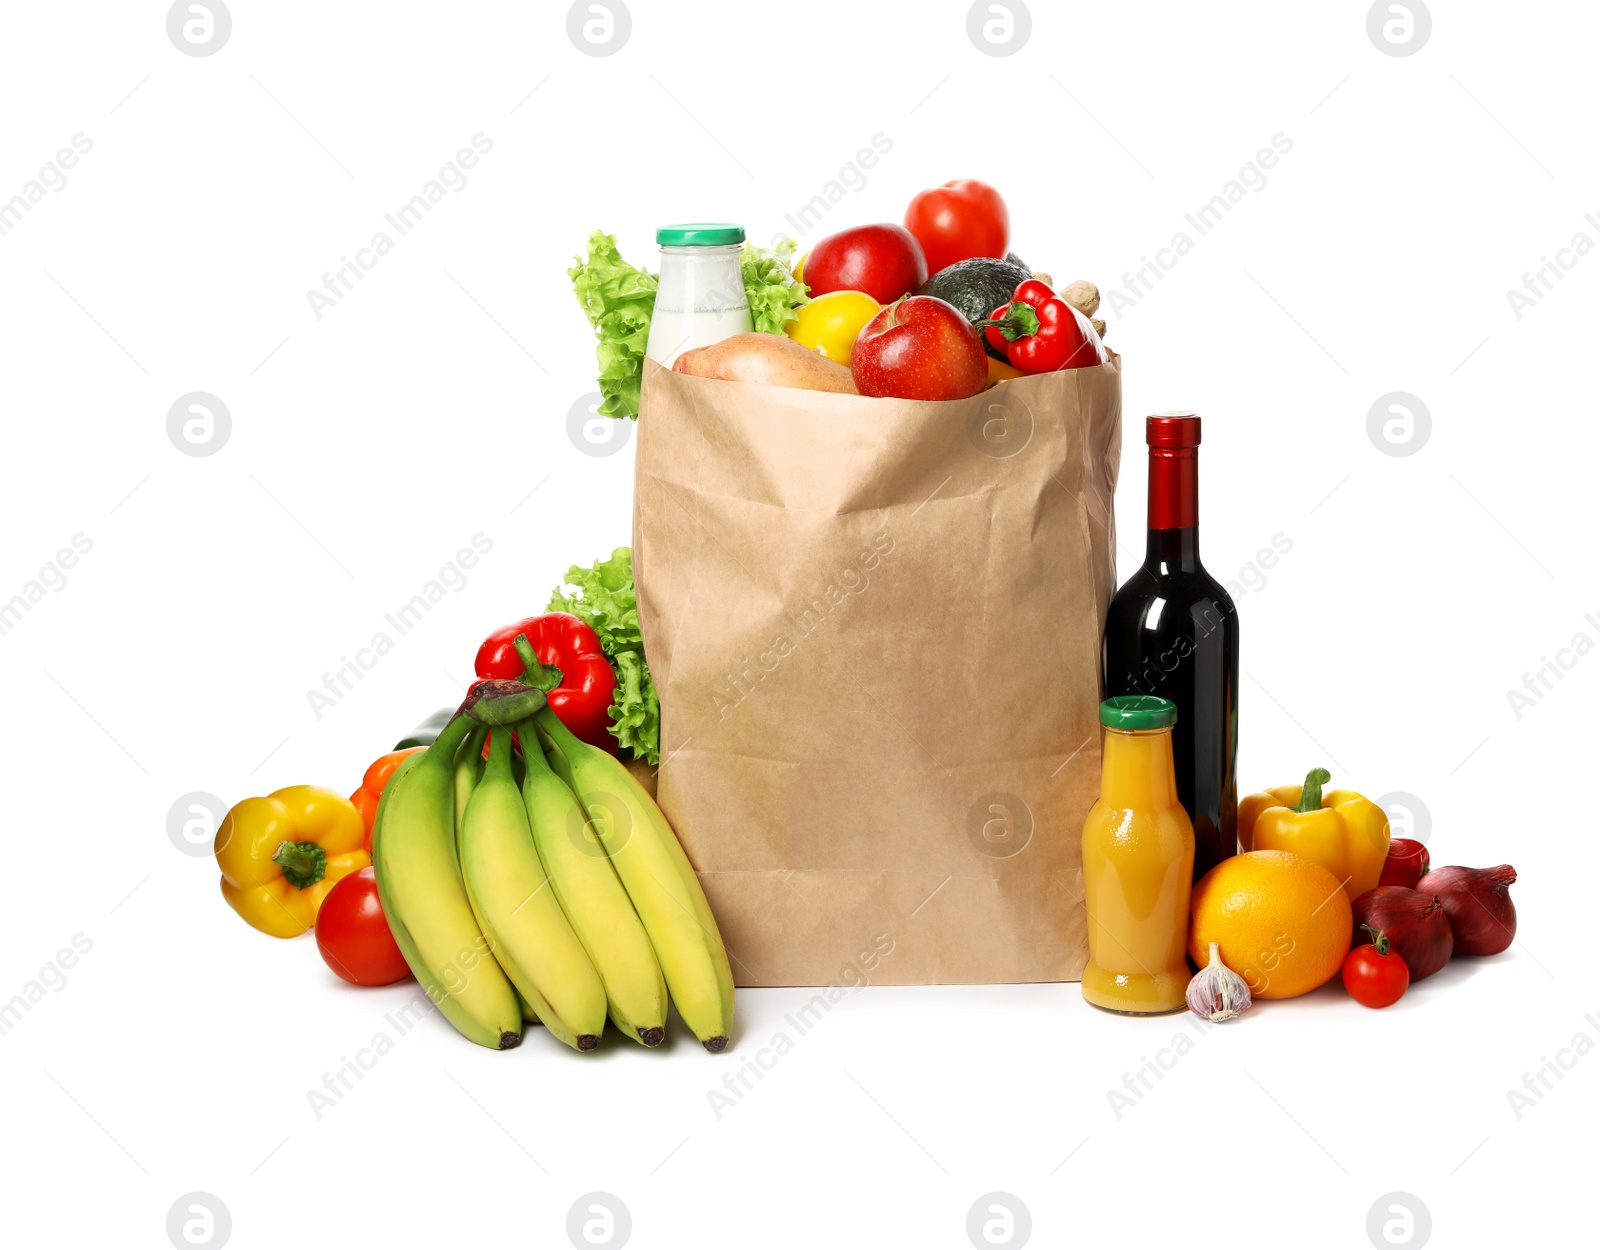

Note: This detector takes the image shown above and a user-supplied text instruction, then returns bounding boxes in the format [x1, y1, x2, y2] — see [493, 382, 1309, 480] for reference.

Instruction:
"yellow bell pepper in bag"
[1238, 768, 1390, 901]
[215, 785, 368, 937]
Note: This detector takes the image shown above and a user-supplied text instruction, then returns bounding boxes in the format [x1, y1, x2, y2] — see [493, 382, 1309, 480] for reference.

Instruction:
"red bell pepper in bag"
[474, 612, 618, 751]
[978, 279, 1106, 374]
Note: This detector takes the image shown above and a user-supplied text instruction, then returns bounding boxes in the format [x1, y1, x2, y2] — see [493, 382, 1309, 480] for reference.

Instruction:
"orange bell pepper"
[350, 747, 425, 850]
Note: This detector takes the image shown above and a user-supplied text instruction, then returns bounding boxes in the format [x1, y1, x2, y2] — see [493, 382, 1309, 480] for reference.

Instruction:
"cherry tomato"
[904, 180, 1010, 276]
[1341, 925, 1410, 1008]
[315, 867, 412, 986]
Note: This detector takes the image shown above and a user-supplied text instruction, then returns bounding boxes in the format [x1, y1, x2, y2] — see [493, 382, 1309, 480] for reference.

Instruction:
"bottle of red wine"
[1102, 413, 1239, 881]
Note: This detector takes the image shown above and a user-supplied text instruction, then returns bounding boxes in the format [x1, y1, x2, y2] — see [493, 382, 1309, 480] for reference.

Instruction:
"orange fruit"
[1188, 850, 1353, 999]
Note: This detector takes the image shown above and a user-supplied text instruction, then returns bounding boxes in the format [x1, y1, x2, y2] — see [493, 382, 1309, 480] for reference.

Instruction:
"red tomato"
[315, 868, 412, 986]
[803, 224, 927, 305]
[850, 295, 988, 401]
[1341, 927, 1410, 1008]
[904, 180, 1010, 276]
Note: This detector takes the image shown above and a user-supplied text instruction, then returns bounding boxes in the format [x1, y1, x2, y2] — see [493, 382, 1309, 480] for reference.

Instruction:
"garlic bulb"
[1187, 942, 1252, 1022]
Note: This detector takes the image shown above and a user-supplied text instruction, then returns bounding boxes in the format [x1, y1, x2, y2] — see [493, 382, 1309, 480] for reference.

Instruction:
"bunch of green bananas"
[371, 691, 735, 1053]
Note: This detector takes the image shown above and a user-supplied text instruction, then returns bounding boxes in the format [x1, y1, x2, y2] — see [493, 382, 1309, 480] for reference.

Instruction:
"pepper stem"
[1293, 767, 1332, 813]
[1361, 924, 1391, 956]
[272, 840, 327, 890]
[512, 634, 562, 694]
[974, 301, 1042, 343]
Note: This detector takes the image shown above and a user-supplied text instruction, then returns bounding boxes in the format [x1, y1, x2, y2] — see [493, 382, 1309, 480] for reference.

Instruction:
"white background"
[1, 2, 1594, 1247]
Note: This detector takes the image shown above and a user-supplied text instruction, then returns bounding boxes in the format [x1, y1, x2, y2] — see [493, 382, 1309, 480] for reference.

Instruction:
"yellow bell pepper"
[216, 785, 367, 937]
[1238, 768, 1390, 901]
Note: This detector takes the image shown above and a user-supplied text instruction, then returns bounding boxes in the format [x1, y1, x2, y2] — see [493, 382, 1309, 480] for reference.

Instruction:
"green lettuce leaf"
[741, 238, 809, 335]
[607, 651, 660, 765]
[569, 231, 657, 420]
[548, 547, 659, 764]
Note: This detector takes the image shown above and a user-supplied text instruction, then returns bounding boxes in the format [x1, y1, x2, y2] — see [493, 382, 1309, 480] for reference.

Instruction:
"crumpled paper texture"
[634, 357, 1121, 985]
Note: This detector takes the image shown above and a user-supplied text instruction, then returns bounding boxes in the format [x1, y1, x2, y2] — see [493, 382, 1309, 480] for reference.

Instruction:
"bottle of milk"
[644, 224, 753, 368]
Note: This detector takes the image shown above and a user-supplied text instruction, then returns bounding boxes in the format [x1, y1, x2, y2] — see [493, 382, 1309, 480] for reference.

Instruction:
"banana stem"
[534, 706, 584, 754]
[482, 722, 513, 780]
[465, 678, 547, 726]
[517, 720, 557, 778]
[456, 722, 488, 766]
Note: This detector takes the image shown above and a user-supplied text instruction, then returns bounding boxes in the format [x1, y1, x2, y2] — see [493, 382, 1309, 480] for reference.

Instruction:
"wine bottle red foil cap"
[1146, 411, 1200, 530]
[1147, 411, 1201, 448]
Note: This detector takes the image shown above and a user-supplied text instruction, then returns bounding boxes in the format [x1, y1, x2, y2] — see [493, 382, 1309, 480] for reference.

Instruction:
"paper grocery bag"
[634, 356, 1121, 986]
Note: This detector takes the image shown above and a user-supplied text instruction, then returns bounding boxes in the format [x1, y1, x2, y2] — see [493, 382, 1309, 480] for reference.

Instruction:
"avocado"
[918, 255, 1034, 359]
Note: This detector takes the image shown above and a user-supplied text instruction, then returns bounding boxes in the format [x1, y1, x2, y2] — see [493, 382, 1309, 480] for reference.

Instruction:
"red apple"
[850, 296, 988, 401]
[803, 224, 928, 306]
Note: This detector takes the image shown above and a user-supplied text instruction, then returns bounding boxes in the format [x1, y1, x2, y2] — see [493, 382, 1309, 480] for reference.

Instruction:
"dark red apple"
[850, 296, 988, 401]
[803, 224, 928, 305]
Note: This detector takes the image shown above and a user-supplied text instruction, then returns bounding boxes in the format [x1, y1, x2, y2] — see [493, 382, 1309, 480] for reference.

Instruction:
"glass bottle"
[644, 223, 752, 368]
[1081, 695, 1195, 1016]
[1102, 412, 1240, 881]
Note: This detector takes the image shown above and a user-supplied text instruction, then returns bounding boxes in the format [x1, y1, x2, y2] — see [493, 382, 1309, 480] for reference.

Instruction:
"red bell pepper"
[474, 612, 618, 751]
[978, 279, 1105, 374]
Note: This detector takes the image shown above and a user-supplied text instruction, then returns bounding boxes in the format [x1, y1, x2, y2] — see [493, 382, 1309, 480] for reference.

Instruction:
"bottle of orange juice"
[1081, 696, 1195, 1015]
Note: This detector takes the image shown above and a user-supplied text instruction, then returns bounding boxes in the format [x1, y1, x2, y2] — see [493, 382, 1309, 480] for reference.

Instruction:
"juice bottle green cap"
[1099, 695, 1177, 730]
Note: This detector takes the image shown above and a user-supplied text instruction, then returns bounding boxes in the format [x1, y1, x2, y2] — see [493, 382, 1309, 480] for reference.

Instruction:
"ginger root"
[1061, 279, 1100, 318]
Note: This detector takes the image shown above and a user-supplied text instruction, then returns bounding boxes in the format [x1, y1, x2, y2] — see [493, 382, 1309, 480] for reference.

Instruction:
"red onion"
[1351, 887, 1454, 980]
[1415, 865, 1517, 956]
[1377, 838, 1431, 890]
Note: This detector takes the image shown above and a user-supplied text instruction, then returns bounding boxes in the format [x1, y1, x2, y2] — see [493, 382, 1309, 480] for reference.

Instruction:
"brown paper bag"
[634, 356, 1121, 986]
